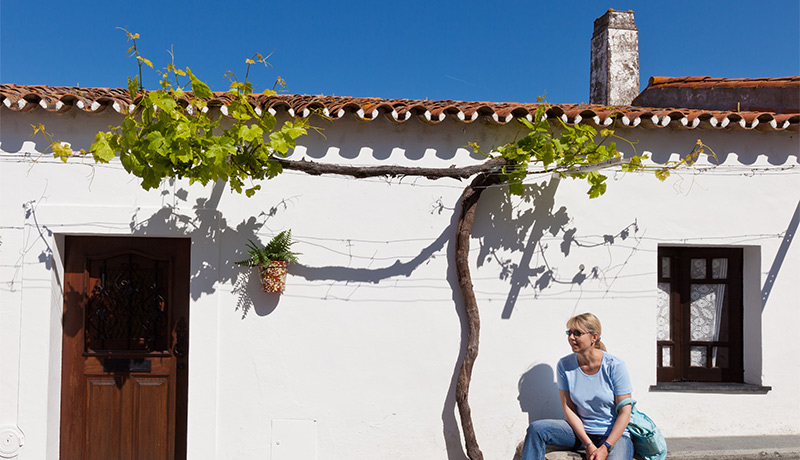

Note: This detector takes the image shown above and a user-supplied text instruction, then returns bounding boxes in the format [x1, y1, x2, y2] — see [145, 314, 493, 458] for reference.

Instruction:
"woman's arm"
[559, 389, 596, 455]
[588, 393, 632, 460]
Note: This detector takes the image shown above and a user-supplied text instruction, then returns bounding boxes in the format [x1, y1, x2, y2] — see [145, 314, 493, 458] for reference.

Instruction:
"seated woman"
[521, 313, 634, 460]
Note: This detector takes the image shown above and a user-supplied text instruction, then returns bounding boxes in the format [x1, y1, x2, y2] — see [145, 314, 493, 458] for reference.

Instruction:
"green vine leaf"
[127, 76, 140, 99]
[53, 142, 74, 162]
[495, 103, 650, 198]
[92, 132, 116, 163]
[136, 56, 154, 68]
[33, 36, 313, 196]
[186, 67, 212, 99]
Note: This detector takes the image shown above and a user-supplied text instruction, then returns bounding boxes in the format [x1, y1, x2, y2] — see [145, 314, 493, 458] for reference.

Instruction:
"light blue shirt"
[557, 352, 632, 436]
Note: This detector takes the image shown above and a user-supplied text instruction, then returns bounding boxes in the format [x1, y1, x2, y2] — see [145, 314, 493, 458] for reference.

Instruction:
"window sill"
[649, 382, 771, 394]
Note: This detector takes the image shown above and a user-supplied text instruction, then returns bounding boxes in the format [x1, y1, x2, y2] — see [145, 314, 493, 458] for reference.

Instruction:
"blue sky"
[2, 1, 798, 104]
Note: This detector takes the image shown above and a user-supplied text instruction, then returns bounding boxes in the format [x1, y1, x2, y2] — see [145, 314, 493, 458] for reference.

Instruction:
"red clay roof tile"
[1, 83, 797, 132]
[633, 76, 800, 114]
[645, 76, 800, 89]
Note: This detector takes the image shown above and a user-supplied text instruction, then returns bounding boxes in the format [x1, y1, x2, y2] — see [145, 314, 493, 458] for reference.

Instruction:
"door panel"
[61, 236, 189, 460]
[135, 378, 170, 460]
[86, 379, 122, 460]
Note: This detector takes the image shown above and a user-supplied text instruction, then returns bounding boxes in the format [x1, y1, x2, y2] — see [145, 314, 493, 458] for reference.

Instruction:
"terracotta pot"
[257, 260, 289, 293]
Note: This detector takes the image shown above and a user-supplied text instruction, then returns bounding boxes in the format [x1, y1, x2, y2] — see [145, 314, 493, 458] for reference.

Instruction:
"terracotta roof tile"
[632, 76, 800, 114]
[645, 76, 800, 90]
[1, 84, 797, 132]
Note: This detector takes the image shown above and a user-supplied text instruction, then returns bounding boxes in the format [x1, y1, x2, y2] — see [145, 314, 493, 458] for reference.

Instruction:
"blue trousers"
[521, 419, 634, 460]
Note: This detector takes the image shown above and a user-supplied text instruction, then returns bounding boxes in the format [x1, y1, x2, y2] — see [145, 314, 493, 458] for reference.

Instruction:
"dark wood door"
[61, 236, 190, 460]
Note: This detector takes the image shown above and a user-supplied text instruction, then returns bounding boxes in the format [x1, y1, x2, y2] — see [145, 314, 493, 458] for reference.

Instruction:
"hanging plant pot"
[257, 260, 289, 293]
[236, 230, 299, 293]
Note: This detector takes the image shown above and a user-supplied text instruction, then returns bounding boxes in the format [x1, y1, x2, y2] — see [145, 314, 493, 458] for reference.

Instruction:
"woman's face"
[566, 326, 596, 352]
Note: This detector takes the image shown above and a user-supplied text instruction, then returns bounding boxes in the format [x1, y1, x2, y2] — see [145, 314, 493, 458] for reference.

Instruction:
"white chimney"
[590, 9, 640, 106]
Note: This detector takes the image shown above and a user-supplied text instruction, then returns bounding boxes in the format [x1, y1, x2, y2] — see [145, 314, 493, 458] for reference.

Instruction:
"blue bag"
[615, 398, 667, 460]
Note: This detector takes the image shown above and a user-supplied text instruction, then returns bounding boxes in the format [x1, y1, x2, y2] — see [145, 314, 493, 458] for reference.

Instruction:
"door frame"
[59, 235, 190, 459]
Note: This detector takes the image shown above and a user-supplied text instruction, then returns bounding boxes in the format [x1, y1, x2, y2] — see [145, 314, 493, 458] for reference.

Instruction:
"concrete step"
[666, 435, 800, 460]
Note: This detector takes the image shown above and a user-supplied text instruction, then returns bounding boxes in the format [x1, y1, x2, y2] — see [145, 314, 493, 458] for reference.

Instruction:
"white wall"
[1, 106, 798, 459]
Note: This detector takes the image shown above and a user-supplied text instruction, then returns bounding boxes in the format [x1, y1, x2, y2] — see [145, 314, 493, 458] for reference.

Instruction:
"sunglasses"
[565, 330, 591, 337]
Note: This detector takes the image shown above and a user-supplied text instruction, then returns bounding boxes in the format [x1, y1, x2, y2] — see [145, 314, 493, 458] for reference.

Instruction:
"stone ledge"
[513, 441, 585, 460]
[649, 382, 771, 394]
[544, 451, 583, 460]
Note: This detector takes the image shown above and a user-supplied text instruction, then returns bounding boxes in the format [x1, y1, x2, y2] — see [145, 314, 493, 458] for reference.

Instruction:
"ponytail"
[594, 338, 607, 351]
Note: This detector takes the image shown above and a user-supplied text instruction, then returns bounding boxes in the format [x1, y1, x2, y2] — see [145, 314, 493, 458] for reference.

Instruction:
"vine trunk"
[277, 157, 508, 459]
[454, 170, 506, 460]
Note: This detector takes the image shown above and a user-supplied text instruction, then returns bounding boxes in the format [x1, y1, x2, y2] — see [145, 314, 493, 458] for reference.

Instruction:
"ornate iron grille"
[85, 253, 169, 352]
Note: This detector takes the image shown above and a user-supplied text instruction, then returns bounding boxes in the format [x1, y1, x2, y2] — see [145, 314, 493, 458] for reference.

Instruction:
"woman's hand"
[587, 443, 608, 460]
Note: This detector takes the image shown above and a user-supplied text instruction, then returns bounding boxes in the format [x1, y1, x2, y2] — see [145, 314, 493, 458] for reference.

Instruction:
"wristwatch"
[603, 441, 614, 452]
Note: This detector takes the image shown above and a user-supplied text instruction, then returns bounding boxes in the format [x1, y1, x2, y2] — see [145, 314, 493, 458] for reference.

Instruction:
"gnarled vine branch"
[274, 156, 508, 180]
[453, 167, 508, 460]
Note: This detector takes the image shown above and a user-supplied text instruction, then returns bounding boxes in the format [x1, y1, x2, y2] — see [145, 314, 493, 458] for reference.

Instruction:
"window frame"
[657, 247, 744, 383]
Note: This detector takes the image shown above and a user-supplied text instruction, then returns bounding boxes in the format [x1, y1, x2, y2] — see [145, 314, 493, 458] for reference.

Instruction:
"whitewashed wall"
[1, 106, 798, 460]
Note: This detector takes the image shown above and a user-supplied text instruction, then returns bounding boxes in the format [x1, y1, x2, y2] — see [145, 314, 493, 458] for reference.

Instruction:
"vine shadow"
[123, 174, 638, 460]
[472, 175, 640, 319]
[474, 177, 568, 319]
[130, 180, 292, 317]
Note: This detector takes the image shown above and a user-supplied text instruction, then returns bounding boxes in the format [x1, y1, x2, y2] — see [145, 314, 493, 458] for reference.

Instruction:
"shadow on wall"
[511, 364, 563, 460]
[518, 364, 563, 424]
[472, 176, 641, 318]
[124, 173, 638, 460]
[295, 116, 501, 163]
[761, 198, 800, 310]
[130, 180, 290, 313]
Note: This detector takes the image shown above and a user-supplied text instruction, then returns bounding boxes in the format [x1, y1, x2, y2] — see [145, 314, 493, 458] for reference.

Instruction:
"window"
[657, 247, 743, 383]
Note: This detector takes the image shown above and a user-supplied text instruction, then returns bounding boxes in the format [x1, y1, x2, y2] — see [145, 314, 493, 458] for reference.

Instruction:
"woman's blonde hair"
[567, 312, 606, 351]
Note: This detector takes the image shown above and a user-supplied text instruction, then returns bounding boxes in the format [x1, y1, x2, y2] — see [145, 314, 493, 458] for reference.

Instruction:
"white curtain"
[689, 258, 728, 367]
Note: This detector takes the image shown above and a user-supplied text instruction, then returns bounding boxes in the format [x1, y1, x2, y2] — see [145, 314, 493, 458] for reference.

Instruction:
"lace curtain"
[689, 258, 728, 367]
[656, 282, 671, 367]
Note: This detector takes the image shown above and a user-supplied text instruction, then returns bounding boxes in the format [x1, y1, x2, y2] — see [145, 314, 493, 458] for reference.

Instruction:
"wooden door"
[61, 236, 190, 460]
